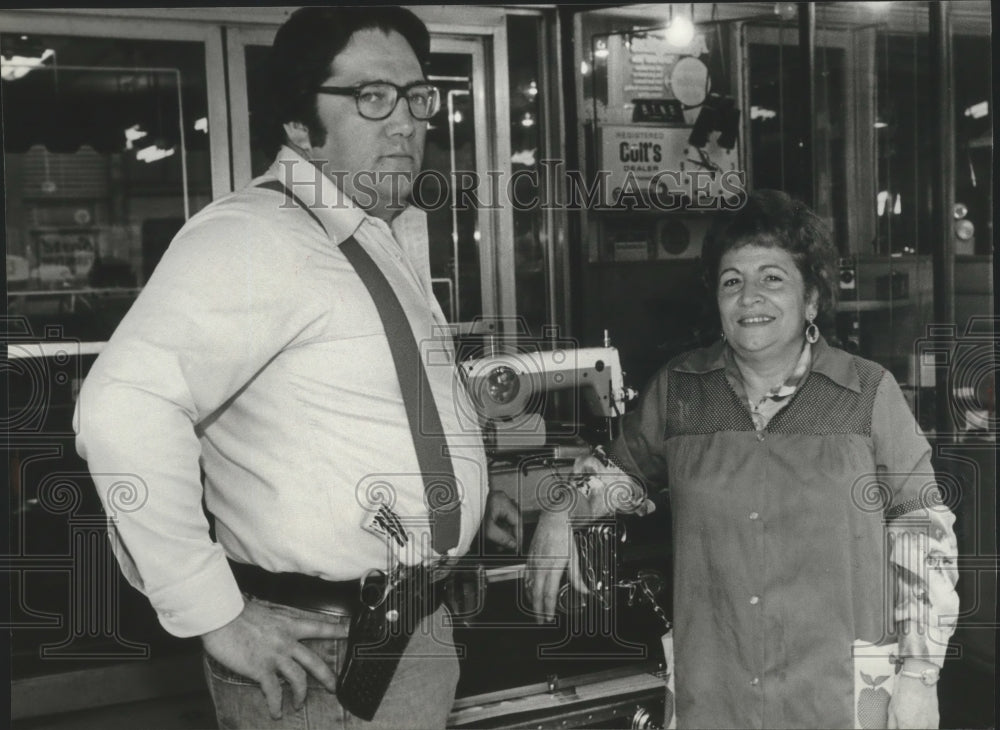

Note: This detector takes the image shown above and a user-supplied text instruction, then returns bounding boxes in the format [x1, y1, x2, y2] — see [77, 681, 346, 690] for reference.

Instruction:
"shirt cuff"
[146, 551, 245, 637]
[897, 620, 949, 669]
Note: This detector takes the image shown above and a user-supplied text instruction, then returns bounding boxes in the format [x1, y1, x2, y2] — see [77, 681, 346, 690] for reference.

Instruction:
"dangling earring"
[805, 317, 820, 344]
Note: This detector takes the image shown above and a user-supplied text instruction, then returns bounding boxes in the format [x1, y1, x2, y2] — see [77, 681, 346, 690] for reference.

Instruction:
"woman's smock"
[607, 337, 958, 729]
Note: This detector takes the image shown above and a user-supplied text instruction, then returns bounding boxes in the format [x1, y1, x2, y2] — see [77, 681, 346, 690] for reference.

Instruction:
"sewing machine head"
[460, 346, 630, 444]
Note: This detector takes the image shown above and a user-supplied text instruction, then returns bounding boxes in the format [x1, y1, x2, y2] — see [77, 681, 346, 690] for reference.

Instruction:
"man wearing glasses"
[75, 6, 515, 729]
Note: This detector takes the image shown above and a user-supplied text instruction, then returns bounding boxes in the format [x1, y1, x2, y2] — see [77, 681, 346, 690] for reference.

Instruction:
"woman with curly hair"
[528, 190, 958, 729]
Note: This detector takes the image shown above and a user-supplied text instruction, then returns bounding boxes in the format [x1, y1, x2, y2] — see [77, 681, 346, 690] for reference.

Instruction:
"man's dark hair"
[701, 189, 839, 324]
[262, 6, 430, 157]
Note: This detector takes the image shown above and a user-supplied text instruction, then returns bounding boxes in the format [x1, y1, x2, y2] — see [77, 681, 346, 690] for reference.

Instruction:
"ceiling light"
[136, 145, 176, 163]
[964, 101, 988, 119]
[665, 16, 695, 47]
[877, 190, 889, 216]
[124, 124, 148, 151]
[511, 149, 537, 166]
[0, 48, 55, 81]
[955, 219, 975, 241]
[773, 3, 797, 20]
[750, 106, 777, 121]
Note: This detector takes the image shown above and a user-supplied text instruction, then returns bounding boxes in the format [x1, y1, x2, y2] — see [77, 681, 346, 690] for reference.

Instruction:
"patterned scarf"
[746, 341, 813, 430]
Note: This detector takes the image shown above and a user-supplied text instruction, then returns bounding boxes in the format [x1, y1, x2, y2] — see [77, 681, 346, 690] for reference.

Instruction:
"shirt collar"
[266, 145, 423, 245]
[672, 335, 861, 394]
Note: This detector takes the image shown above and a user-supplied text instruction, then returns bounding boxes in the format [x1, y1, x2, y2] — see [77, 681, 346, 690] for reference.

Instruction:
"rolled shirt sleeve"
[871, 371, 960, 667]
[606, 367, 671, 497]
[74, 208, 313, 637]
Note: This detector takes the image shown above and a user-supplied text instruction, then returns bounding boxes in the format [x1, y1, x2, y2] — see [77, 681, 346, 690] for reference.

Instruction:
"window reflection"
[953, 34, 991, 257]
[749, 40, 847, 251]
[875, 31, 992, 258]
[508, 14, 549, 338]
[424, 52, 481, 324]
[2, 33, 211, 343]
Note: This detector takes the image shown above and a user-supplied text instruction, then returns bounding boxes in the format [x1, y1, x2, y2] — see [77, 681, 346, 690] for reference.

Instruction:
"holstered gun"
[336, 563, 444, 720]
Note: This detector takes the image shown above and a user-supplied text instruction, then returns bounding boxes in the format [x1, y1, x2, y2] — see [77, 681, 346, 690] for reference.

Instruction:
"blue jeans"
[203, 598, 459, 729]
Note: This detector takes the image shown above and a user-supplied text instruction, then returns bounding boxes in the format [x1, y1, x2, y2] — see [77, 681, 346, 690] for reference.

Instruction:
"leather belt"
[228, 559, 360, 616]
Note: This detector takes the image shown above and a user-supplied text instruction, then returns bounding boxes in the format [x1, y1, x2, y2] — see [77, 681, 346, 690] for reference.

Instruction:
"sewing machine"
[459, 343, 636, 452]
[449, 340, 673, 728]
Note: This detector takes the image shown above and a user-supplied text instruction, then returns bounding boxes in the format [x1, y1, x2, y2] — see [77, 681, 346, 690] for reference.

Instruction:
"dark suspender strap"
[256, 178, 461, 552]
[338, 239, 461, 552]
[256, 179, 327, 234]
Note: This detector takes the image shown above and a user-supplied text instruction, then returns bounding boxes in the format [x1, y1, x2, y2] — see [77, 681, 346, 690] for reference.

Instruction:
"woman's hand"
[570, 453, 651, 518]
[887, 660, 940, 729]
[525, 509, 588, 622]
[525, 451, 649, 623]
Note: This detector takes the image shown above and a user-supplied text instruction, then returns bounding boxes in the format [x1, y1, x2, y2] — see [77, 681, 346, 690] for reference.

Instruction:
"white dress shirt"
[74, 146, 487, 637]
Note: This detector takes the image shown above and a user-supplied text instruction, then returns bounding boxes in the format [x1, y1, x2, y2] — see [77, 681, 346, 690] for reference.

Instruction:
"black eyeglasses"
[316, 81, 441, 121]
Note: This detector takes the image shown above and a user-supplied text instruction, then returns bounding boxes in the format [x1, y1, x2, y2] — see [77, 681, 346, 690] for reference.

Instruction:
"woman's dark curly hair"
[700, 189, 839, 325]
[261, 6, 431, 158]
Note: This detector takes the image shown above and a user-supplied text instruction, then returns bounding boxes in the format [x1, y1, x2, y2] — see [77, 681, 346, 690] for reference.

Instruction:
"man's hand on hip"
[201, 599, 348, 719]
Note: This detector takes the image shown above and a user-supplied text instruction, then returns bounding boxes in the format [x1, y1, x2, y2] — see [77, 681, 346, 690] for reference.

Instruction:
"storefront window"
[748, 39, 847, 251]
[3, 27, 216, 683]
[507, 14, 550, 337]
[875, 32, 931, 257]
[2, 32, 212, 344]
[952, 33, 992, 258]
[875, 30, 991, 259]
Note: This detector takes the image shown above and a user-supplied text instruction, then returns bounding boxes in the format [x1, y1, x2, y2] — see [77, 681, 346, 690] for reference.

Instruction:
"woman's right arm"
[526, 368, 671, 620]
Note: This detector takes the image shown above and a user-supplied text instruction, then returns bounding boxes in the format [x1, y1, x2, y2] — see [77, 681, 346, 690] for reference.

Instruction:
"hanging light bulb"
[594, 39, 609, 59]
[665, 15, 695, 47]
[774, 3, 797, 20]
